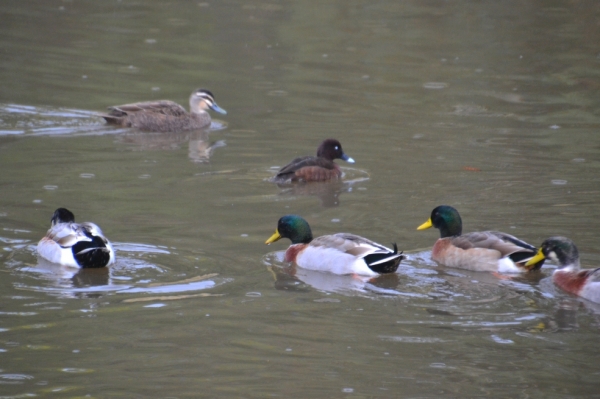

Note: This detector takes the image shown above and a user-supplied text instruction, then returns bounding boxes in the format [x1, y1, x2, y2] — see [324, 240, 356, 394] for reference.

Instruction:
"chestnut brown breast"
[273, 156, 342, 183]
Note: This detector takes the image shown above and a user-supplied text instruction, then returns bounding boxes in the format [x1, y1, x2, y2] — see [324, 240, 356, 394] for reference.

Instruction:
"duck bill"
[210, 103, 227, 115]
[265, 230, 282, 245]
[525, 248, 546, 267]
[341, 153, 355, 164]
[417, 218, 433, 230]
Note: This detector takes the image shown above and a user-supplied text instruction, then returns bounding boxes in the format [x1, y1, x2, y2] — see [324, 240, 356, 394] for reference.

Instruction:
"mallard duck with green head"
[265, 215, 403, 276]
[417, 205, 544, 273]
[526, 236, 600, 303]
[101, 88, 227, 132]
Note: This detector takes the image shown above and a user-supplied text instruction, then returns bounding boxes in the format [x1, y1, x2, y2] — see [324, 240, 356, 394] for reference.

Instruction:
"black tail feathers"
[365, 243, 404, 274]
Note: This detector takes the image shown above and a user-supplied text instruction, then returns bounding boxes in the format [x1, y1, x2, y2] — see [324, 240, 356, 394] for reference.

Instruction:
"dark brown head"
[316, 139, 355, 163]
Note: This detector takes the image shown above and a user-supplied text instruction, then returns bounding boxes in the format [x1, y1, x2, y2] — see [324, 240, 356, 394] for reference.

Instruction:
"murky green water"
[1, 0, 600, 397]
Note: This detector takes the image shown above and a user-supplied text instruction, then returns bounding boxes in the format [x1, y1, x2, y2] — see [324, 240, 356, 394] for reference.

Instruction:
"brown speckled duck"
[101, 89, 227, 132]
[272, 139, 355, 183]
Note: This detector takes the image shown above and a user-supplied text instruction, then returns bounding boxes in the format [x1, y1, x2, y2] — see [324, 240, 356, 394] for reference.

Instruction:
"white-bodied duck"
[37, 208, 115, 268]
[265, 214, 403, 276]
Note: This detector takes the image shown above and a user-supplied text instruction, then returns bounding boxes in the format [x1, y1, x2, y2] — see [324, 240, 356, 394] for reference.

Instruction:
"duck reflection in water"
[530, 288, 599, 332]
[269, 263, 401, 295]
[275, 180, 347, 208]
[34, 257, 111, 297]
[118, 129, 226, 164]
[188, 131, 226, 164]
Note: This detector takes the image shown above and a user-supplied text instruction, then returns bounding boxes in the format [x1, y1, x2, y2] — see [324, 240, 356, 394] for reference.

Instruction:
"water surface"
[1, 1, 600, 397]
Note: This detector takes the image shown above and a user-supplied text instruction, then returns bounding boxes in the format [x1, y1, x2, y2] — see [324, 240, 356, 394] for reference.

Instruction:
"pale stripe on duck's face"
[546, 250, 559, 264]
[190, 89, 227, 114]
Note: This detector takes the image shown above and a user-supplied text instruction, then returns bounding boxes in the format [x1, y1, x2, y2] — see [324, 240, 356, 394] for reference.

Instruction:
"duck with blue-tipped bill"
[417, 205, 544, 273]
[37, 208, 115, 268]
[101, 88, 226, 132]
[265, 215, 404, 276]
[272, 139, 355, 183]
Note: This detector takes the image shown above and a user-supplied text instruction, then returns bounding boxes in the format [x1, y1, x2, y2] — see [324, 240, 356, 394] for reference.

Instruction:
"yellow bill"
[417, 218, 433, 230]
[525, 248, 546, 267]
[265, 229, 282, 245]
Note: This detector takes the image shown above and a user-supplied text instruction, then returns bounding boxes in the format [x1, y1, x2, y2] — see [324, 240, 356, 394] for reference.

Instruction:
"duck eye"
[335, 146, 339, 150]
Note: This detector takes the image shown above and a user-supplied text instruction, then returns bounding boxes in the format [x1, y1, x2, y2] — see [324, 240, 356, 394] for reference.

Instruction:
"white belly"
[295, 246, 377, 276]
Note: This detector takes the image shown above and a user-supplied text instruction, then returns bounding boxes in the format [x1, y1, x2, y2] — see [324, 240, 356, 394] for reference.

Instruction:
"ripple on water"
[266, 246, 553, 338]
[118, 278, 220, 295]
[0, 373, 35, 383]
[379, 336, 451, 343]
[4, 240, 229, 300]
[263, 250, 436, 298]
[143, 303, 166, 308]
[263, 167, 370, 208]
[61, 368, 92, 373]
[423, 82, 448, 89]
[0, 104, 117, 137]
[490, 335, 514, 344]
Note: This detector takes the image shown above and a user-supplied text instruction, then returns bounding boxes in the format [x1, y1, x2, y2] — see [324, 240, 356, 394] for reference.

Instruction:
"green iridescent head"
[540, 236, 579, 268]
[265, 215, 313, 245]
[417, 205, 463, 238]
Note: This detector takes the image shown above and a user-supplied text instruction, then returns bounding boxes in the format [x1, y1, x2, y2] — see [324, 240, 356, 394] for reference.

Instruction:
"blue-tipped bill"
[209, 102, 227, 115]
[341, 153, 355, 164]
